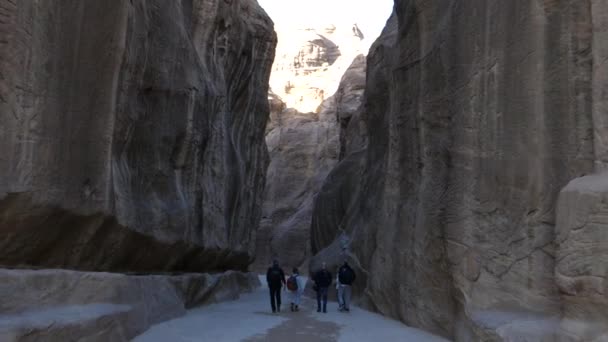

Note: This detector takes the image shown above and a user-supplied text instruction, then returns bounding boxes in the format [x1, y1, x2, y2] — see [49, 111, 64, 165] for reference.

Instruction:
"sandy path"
[134, 276, 450, 342]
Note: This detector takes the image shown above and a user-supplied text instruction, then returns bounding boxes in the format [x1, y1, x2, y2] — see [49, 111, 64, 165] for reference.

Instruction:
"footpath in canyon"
[134, 276, 448, 342]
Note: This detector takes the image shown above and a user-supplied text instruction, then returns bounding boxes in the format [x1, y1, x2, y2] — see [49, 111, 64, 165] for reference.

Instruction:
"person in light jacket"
[287, 268, 306, 312]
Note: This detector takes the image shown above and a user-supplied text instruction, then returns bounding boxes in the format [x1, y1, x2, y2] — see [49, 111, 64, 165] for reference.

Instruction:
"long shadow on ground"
[245, 297, 340, 342]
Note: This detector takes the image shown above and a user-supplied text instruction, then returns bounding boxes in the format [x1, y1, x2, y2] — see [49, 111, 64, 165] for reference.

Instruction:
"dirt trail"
[134, 277, 450, 342]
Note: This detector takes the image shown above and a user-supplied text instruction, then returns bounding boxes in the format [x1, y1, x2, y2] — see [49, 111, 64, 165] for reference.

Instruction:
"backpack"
[287, 275, 298, 291]
[268, 267, 282, 283]
[315, 270, 332, 287]
[339, 266, 355, 284]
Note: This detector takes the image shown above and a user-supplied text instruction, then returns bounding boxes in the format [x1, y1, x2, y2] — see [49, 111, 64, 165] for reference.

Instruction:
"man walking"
[266, 260, 286, 313]
[337, 261, 356, 312]
[313, 262, 332, 313]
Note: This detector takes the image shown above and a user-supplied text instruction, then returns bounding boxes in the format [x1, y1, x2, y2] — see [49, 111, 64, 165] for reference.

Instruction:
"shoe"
[290, 303, 294, 312]
[323, 309, 327, 313]
[272, 309, 276, 313]
[345, 308, 350, 312]
[295, 305, 299, 312]
[317, 308, 321, 312]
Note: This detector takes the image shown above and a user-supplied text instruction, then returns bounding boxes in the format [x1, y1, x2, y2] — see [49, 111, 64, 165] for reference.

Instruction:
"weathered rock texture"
[0, 0, 276, 272]
[253, 41, 367, 271]
[311, 1, 608, 341]
[269, 24, 365, 113]
[0, 269, 259, 341]
[254, 97, 339, 271]
[556, 173, 608, 341]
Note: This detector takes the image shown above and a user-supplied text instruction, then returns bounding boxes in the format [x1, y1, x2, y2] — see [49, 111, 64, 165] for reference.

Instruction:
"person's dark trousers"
[269, 286, 282, 312]
[316, 287, 328, 312]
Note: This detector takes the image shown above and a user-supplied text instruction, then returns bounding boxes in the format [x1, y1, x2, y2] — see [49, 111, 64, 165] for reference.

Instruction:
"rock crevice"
[253, 23, 368, 271]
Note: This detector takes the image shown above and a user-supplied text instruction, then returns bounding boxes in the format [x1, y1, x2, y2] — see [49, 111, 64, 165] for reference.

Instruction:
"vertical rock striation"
[0, 0, 276, 273]
[253, 23, 367, 271]
[311, 1, 608, 340]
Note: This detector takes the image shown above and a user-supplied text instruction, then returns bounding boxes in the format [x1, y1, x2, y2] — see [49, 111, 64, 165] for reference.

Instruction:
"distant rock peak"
[269, 23, 367, 113]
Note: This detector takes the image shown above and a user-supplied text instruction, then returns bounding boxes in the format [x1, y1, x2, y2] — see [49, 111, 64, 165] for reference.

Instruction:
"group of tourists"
[265, 260, 356, 314]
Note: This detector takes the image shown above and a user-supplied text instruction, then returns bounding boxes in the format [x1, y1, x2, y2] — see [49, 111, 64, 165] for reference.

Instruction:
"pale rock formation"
[253, 22, 368, 271]
[0, 269, 259, 342]
[0, 0, 276, 272]
[269, 24, 365, 113]
[310, 1, 608, 341]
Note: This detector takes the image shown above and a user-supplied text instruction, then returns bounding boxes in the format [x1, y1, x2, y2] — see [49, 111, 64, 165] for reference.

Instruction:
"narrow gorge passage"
[250, 0, 391, 273]
[2, 0, 608, 341]
[134, 277, 448, 342]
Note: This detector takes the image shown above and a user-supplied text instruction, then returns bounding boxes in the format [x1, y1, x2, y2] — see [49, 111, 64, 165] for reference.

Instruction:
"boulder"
[0, 269, 259, 342]
[0, 0, 276, 273]
[555, 173, 608, 341]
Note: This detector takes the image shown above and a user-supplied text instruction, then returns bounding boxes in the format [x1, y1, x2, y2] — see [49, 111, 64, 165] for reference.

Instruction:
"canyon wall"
[253, 23, 366, 271]
[0, 0, 276, 273]
[311, 1, 608, 341]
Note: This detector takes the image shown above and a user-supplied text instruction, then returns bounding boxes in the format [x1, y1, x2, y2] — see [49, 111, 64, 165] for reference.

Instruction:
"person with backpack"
[287, 268, 305, 312]
[312, 262, 332, 313]
[337, 261, 356, 312]
[266, 260, 286, 313]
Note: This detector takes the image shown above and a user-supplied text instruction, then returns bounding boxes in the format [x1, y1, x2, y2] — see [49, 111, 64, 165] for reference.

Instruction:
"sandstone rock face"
[311, 1, 608, 340]
[556, 173, 608, 341]
[0, 0, 276, 272]
[0, 269, 259, 342]
[269, 24, 365, 113]
[253, 41, 367, 271]
[255, 102, 339, 271]
[334, 55, 367, 159]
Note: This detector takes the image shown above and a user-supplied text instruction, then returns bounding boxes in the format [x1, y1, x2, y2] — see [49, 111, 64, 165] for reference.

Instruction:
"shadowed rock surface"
[556, 173, 608, 341]
[310, 1, 608, 341]
[252, 22, 368, 272]
[0, 269, 259, 341]
[0, 0, 276, 273]
[253, 54, 367, 272]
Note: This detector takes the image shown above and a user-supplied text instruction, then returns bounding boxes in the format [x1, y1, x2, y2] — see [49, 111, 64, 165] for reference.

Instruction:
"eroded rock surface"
[0, 269, 259, 342]
[556, 173, 608, 341]
[0, 0, 276, 272]
[269, 24, 365, 113]
[311, 1, 608, 341]
[254, 50, 367, 272]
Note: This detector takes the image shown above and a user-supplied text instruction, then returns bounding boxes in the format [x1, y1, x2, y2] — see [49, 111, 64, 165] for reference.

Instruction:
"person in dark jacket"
[313, 262, 332, 313]
[266, 260, 286, 313]
[337, 261, 356, 311]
